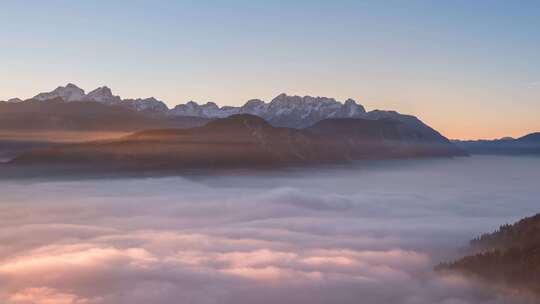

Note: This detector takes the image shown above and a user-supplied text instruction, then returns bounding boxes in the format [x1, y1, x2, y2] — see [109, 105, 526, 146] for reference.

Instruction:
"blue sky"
[1, 0, 539, 139]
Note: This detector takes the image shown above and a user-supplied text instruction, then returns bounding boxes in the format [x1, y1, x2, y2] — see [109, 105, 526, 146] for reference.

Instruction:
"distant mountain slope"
[456, 132, 540, 155]
[438, 213, 540, 294]
[519, 132, 540, 143]
[10, 114, 465, 172]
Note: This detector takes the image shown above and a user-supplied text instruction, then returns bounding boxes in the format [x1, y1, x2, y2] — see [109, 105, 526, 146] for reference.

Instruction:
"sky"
[0, 0, 539, 139]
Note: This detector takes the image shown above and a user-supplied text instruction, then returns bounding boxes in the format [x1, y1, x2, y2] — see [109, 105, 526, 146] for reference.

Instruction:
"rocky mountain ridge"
[456, 132, 540, 155]
[3, 83, 427, 129]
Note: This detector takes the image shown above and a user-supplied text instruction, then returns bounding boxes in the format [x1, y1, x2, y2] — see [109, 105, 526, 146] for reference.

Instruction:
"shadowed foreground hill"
[10, 114, 465, 173]
[438, 213, 540, 294]
[0, 98, 210, 162]
[309, 115, 460, 158]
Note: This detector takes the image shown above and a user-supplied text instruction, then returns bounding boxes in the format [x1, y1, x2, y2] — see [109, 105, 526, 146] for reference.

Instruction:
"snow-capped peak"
[86, 86, 122, 104]
[239, 99, 267, 116]
[33, 83, 86, 102]
[343, 98, 366, 116]
[122, 97, 169, 113]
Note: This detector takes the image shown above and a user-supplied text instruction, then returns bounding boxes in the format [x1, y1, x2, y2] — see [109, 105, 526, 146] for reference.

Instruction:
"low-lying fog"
[0, 156, 539, 304]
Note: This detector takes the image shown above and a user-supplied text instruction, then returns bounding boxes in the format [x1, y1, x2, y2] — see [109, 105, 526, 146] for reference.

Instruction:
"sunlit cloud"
[0, 230, 489, 303]
[8, 287, 85, 304]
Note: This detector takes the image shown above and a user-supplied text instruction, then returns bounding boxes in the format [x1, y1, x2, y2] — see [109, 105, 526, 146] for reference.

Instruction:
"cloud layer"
[0, 156, 539, 303]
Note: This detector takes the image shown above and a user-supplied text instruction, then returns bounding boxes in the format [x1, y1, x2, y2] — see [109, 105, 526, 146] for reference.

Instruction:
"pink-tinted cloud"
[1, 158, 539, 303]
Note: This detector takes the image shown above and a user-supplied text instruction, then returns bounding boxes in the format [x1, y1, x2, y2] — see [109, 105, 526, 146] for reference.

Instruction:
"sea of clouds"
[0, 156, 539, 304]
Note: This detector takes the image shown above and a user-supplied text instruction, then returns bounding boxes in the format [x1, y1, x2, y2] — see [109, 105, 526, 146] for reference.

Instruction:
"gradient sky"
[1, 0, 539, 139]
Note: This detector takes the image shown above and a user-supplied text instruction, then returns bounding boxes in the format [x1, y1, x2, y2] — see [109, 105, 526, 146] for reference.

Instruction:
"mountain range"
[456, 133, 540, 155]
[0, 98, 208, 132]
[1, 83, 470, 172]
[1, 83, 432, 130]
